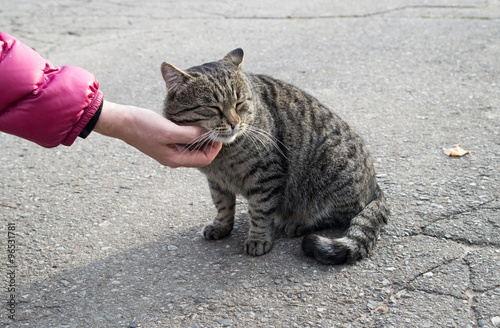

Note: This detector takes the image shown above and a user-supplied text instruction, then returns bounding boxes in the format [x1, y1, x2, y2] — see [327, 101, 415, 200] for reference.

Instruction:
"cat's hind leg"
[283, 221, 314, 237]
[302, 186, 389, 264]
[282, 211, 337, 237]
[202, 180, 236, 240]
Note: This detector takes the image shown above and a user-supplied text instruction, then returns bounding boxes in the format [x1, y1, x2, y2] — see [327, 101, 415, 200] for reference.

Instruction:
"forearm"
[93, 101, 135, 141]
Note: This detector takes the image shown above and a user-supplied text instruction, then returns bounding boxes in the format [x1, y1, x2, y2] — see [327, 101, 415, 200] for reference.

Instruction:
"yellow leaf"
[442, 144, 470, 157]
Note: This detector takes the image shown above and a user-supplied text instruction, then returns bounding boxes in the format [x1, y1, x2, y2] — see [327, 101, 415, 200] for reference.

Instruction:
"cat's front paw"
[202, 223, 232, 240]
[245, 237, 273, 256]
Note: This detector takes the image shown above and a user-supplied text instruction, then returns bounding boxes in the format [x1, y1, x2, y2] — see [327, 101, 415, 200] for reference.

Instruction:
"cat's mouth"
[214, 125, 241, 144]
[215, 135, 238, 144]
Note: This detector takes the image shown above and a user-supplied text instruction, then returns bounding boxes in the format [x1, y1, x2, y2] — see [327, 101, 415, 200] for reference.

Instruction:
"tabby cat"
[161, 49, 389, 264]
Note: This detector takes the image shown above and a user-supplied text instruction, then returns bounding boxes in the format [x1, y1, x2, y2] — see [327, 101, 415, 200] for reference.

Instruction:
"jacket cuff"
[79, 100, 103, 139]
[61, 90, 103, 146]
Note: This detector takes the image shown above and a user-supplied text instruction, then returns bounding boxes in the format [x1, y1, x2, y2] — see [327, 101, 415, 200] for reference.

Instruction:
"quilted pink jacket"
[0, 31, 103, 148]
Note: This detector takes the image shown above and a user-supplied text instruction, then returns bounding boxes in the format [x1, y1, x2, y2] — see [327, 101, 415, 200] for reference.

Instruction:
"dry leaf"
[442, 144, 470, 157]
[375, 306, 389, 313]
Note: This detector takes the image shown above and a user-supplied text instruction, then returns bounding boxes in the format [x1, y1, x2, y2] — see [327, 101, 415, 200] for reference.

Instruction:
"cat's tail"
[302, 186, 389, 265]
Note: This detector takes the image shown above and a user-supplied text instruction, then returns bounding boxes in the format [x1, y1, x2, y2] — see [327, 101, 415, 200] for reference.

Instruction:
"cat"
[161, 49, 390, 264]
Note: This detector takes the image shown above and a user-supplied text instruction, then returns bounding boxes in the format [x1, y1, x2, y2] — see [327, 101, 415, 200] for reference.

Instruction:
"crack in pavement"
[421, 199, 498, 228]
[209, 4, 490, 20]
[381, 202, 499, 326]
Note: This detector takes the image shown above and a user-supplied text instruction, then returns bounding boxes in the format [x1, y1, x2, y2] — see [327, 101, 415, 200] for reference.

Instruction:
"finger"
[166, 124, 208, 144]
[173, 141, 222, 167]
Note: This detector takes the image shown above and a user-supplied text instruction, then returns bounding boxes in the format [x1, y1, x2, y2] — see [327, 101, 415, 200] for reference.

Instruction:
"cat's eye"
[204, 105, 221, 113]
[236, 99, 249, 111]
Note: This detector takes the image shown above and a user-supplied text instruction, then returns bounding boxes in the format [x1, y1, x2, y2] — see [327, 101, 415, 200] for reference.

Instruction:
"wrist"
[94, 101, 135, 141]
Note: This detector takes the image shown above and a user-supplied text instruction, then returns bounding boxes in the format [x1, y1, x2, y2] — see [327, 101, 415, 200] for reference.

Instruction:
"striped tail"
[302, 187, 389, 265]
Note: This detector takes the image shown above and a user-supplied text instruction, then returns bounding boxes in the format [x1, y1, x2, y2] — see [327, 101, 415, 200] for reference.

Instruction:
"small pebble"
[105, 315, 113, 321]
[129, 324, 137, 328]
[60, 280, 69, 287]
[99, 220, 111, 227]
[367, 300, 378, 310]
[219, 318, 232, 326]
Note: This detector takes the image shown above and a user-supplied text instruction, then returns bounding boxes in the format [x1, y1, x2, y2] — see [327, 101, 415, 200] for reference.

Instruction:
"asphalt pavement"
[1, 1, 499, 327]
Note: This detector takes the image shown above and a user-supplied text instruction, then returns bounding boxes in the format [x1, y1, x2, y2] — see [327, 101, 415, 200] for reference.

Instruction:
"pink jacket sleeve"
[0, 31, 103, 148]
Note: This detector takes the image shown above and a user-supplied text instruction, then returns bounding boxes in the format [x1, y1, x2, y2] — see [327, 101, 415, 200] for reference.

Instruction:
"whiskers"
[242, 124, 289, 159]
[176, 130, 219, 162]
[176, 124, 289, 164]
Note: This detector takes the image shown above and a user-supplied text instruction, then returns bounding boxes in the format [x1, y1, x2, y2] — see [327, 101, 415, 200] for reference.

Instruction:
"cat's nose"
[229, 120, 238, 129]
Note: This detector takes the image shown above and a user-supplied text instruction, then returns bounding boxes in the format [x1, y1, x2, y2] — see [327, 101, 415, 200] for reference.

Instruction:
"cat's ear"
[161, 62, 191, 92]
[223, 48, 244, 69]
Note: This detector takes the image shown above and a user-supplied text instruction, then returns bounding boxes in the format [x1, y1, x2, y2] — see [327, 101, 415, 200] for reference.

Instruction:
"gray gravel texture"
[1, 1, 499, 327]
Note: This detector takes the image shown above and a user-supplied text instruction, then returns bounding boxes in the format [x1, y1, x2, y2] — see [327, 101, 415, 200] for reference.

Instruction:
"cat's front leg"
[245, 198, 277, 256]
[202, 180, 236, 240]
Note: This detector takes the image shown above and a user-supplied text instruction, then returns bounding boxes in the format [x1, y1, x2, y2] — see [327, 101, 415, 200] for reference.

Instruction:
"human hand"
[93, 101, 222, 168]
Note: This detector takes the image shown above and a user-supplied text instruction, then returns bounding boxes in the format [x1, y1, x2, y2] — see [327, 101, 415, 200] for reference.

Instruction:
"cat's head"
[161, 48, 253, 144]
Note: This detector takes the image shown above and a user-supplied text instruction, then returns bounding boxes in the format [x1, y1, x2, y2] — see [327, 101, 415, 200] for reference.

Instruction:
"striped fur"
[161, 49, 390, 264]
